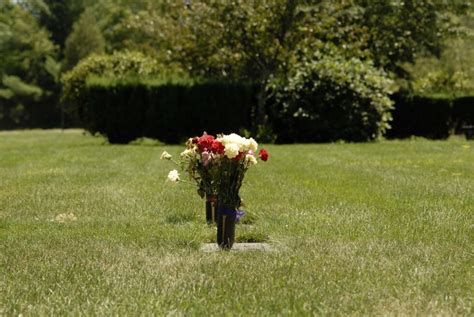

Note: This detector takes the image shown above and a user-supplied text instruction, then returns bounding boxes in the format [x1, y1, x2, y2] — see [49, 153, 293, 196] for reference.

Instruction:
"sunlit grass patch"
[0, 130, 472, 315]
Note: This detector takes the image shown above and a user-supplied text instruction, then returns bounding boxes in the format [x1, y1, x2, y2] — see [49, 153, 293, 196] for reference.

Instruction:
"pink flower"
[201, 151, 211, 166]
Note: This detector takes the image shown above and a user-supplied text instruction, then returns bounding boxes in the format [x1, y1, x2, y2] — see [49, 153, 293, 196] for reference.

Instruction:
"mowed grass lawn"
[0, 130, 472, 315]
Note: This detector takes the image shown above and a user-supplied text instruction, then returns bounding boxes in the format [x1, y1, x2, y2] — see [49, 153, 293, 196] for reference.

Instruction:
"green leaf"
[2, 75, 43, 99]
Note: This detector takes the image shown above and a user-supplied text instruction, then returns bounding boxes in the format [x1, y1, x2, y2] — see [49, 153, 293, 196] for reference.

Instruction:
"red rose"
[197, 134, 215, 151]
[234, 151, 245, 161]
[259, 149, 269, 161]
[210, 140, 225, 154]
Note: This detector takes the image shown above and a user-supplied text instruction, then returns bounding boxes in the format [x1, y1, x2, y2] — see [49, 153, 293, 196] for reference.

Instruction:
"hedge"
[387, 93, 474, 139]
[452, 96, 474, 133]
[0, 98, 79, 130]
[82, 77, 257, 144]
[387, 94, 453, 139]
[79, 76, 474, 143]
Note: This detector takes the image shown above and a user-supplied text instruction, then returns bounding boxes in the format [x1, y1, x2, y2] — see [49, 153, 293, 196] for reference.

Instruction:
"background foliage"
[269, 50, 395, 142]
[82, 77, 256, 144]
[0, 0, 58, 127]
[0, 0, 473, 142]
[64, 9, 105, 71]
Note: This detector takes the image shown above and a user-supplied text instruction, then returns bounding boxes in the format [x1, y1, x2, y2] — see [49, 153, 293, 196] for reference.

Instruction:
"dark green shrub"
[62, 51, 167, 104]
[82, 77, 257, 144]
[452, 96, 474, 132]
[269, 56, 394, 143]
[61, 51, 186, 134]
[387, 93, 453, 139]
[388, 93, 474, 139]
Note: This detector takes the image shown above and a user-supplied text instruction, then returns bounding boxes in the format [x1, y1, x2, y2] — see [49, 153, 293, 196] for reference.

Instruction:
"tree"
[95, 1, 469, 124]
[64, 9, 105, 71]
[406, 4, 474, 95]
[56, 0, 471, 138]
[0, 0, 58, 127]
[295, 0, 471, 76]
[38, 0, 86, 51]
[106, 0, 300, 130]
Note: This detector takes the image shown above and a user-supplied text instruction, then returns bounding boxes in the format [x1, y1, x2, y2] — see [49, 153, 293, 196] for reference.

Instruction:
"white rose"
[167, 170, 180, 182]
[245, 154, 258, 166]
[229, 133, 244, 144]
[241, 138, 251, 151]
[160, 151, 172, 160]
[180, 149, 195, 158]
[224, 143, 240, 159]
[220, 133, 244, 146]
[248, 138, 258, 152]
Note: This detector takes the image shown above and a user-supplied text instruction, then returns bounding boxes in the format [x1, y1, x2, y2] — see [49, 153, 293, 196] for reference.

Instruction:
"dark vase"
[205, 195, 218, 224]
[217, 204, 237, 249]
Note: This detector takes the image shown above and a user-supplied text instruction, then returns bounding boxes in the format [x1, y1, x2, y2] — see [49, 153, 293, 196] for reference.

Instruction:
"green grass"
[1, 130, 473, 315]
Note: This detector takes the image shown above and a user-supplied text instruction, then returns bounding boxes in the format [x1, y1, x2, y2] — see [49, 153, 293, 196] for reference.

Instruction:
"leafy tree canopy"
[0, 0, 57, 100]
[64, 9, 105, 71]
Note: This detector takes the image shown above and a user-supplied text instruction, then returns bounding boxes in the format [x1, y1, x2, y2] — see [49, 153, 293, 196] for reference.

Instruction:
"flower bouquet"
[161, 133, 223, 223]
[213, 133, 268, 249]
[161, 132, 269, 249]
